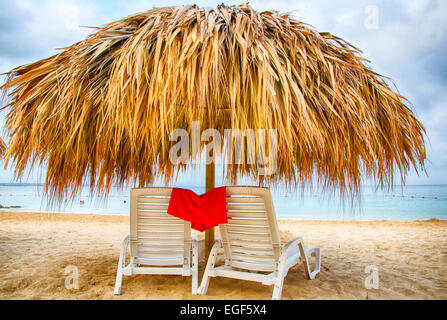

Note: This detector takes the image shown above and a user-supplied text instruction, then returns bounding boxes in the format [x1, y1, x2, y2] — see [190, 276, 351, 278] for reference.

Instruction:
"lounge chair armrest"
[123, 233, 130, 242]
[209, 239, 223, 256]
[210, 239, 222, 249]
[281, 237, 321, 280]
[282, 237, 304, 254]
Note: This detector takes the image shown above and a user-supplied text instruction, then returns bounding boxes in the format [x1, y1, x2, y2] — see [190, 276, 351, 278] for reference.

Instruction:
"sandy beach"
[0, 211, 446, 300]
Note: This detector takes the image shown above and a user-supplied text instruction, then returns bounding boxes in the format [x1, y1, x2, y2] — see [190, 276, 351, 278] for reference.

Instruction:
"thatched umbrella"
[0, 4, 426, 256]
[0, 138, 6, 158]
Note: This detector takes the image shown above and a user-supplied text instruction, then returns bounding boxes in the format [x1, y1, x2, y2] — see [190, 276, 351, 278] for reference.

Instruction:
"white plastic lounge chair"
[197, 186, 321, 300]
[114, 187, 199, 295]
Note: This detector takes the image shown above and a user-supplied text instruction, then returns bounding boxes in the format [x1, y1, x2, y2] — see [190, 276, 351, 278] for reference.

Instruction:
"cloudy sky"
[0, 0, 446, 186]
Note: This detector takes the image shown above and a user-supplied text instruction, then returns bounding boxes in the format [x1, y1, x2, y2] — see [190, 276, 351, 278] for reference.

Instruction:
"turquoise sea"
[0, 183, 446, 221]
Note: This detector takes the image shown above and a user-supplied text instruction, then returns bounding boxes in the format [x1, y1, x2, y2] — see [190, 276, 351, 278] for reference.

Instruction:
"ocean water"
[0, 183, 446, 221]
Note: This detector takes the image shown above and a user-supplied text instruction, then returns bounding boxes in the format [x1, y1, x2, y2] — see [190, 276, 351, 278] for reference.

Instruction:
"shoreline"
[1, 209, 445, 222]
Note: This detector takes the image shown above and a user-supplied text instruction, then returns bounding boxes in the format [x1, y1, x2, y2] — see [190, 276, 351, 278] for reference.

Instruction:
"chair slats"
[136, 211, 171, 216]
[137, 243, 185, 250]
[227, 204, 266, 211]
[137, 217, 181, 224]
[136, 188, 172, 196]
[230, 260, 276, 272]
[137, 197, 171, 204]
[231, 252, 276, 263]
[226, 196, 264, 203]
[219, 187, 280, 273]
[231, 246, 274, 256]
[227, 218, 269, 226]
[137, 237, 184, 244]
[136, 212, 174, 218]
[227, 231, 272, 241]
[115, 187, 199, 296]
[138, 230, 184, 239]
[137, 204, 169, 211]
[137, 223, 185, 231]
[227, 211, 266, 218]
[138, 249, 184, 257]
[226, 225, 270, 234]
[136, 257, 184, 266]
[228, 239, 273, 248]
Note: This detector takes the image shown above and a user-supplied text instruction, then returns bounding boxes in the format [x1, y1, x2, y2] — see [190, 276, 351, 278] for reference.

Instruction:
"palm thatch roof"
[0, 138, 6, 158]
[0, 4, 425, 201]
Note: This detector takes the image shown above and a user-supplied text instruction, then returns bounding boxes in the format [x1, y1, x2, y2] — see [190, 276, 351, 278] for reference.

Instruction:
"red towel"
[167, 187, 228, 232]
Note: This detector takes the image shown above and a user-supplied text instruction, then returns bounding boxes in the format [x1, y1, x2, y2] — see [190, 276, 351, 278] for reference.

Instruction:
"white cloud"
[406, 0, 430, 15]
[0, 0, 97, 70]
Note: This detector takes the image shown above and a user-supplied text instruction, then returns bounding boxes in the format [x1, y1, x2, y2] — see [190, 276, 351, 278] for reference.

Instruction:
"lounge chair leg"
[114, 271, 123, 295]
[114, 234, 130, 295]
[302, 246, 321, 280]
[272, 274, 285, 300]
[272, 256, 287, 300]
[197, 241, 221, 295]
[191, 240, 199, 295]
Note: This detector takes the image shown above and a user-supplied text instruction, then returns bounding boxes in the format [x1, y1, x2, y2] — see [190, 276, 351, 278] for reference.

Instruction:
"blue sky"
[0, 0, 446, 186]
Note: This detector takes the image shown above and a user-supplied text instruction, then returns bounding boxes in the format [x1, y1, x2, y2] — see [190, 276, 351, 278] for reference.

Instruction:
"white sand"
[0, 211, 446, 299]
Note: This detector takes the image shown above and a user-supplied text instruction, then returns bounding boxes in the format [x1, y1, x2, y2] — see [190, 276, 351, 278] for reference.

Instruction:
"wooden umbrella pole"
[204, 161, 215, 261]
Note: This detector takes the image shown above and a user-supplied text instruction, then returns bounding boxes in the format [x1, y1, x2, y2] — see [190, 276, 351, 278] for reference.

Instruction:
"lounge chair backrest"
[219, 186, 282, 272]
[129, 188, 192, 267]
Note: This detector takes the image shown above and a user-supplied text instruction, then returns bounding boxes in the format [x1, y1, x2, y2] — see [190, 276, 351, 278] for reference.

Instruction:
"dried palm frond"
[0, 138, 6, 158]
[0, 4, 426, 201]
